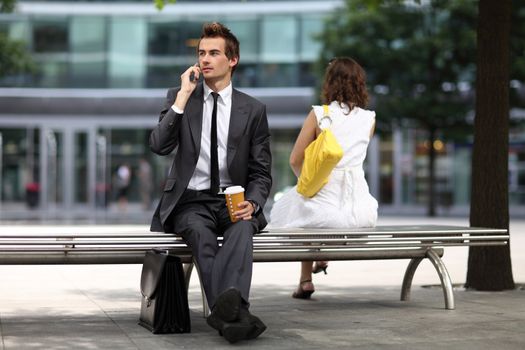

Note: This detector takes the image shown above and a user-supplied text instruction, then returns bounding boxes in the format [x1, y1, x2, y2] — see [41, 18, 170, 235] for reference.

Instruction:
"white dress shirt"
[172, 82, 234, 191]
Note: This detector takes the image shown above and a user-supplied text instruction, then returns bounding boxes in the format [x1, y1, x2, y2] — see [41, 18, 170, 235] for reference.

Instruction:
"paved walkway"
[0, 217, 524, 349]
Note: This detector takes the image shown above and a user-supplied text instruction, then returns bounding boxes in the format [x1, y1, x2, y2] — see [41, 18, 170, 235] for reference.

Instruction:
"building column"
[88, 127, 97, 210]
[63, 128, 74, 211]
[393, 126, 403, 207]
[39, 127, 48, 210]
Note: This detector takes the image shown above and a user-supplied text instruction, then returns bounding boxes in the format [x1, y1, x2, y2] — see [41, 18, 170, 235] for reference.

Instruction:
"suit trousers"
[170, 189, 257, 309]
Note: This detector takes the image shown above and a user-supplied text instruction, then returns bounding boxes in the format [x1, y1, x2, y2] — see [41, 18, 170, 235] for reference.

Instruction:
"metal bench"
[0, 225, 509, 313]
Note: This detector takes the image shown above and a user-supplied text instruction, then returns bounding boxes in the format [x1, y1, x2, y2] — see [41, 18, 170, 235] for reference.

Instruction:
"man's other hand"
[233, 201, 254, 221]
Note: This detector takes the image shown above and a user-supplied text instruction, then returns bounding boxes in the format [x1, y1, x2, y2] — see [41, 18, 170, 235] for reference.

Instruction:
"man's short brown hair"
[198, 22, 240, 74]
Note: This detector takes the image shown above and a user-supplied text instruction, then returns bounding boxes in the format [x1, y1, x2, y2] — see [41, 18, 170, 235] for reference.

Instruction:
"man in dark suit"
[149, 22, 272, 343]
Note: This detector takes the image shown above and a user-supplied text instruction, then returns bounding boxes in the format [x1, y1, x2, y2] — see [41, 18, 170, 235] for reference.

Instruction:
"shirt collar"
[203, 82, 232, 102]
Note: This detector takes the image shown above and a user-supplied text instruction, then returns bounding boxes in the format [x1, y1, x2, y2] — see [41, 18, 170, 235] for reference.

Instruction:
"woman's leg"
[293, 261, 315, 299]
[300, 261, 313, 282]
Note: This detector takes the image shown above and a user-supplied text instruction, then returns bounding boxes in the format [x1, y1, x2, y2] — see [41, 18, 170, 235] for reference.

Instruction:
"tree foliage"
[318, 0, 478, 215]
[318, 0, 477, 134]
[0, 0, 15, 12]
[153, 0, 177, 10]
[0, 34, 35, 81]
[0, 0, 35, 81]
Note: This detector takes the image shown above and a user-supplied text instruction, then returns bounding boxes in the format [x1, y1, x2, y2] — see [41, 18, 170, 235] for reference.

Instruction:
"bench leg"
[187, 258, 210, 318]
[426, 249, 455, 310]
[183, 263, 194, 291]
[400, 257, 423, 303]
[400, 250, 455, 310]
[201, 288, 210, 318]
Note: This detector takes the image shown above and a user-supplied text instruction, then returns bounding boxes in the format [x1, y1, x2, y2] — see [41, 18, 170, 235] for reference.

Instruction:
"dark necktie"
[210, 92, 220, 194]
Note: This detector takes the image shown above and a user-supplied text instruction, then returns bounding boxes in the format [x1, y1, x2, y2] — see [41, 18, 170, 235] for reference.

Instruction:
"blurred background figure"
[115, 163, 131, 213]
[138, 158, 153, 210]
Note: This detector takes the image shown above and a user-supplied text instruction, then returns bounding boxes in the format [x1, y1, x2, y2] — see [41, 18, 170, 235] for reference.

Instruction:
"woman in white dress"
[270, 57, 378, 298]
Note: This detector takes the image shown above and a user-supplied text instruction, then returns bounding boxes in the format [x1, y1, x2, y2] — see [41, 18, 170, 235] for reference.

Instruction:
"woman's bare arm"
[289, 110, 319, 177]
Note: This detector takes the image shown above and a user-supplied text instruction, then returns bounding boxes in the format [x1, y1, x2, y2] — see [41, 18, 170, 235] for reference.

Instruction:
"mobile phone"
[189, 62, 199, 82]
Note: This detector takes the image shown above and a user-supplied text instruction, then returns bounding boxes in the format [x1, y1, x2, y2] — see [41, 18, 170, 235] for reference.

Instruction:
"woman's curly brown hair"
[321, 57, 368, 110]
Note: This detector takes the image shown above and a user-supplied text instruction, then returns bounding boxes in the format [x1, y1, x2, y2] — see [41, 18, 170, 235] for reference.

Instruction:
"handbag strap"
[318, 104, 333, 129]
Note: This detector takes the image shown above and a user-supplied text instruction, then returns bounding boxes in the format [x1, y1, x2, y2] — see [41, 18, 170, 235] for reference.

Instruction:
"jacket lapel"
[187, 84, 204, 153]
[227, 89, 249, 168]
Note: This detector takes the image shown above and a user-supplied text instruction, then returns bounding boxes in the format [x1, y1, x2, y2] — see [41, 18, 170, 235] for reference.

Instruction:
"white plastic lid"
[223, 186, 244, 194]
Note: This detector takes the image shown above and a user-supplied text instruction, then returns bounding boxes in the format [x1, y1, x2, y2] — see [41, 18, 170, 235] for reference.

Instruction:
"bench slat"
[0, 235, 508, 245]
[0, 240, 507, 254]
[262, 225, 507, 234]
[0, 248, 444, 264]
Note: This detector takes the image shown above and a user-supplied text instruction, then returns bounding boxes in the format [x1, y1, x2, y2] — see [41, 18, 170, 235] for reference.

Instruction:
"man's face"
[198, 37, 238, 83]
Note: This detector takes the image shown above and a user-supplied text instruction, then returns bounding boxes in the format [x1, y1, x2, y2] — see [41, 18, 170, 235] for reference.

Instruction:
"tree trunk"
[427, 127, 436, 217]
[466, 0, 514, 291]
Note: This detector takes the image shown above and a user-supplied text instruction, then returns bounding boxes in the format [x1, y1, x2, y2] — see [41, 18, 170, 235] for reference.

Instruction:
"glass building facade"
[1, 0, 524, 221]
[0, 1, 326, 89]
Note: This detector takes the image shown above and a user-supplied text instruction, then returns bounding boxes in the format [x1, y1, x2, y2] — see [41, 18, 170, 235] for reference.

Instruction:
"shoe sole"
[222, 323, 253, 344]
[206, 313, 223, 332]
[247, 321, 267, 339]
[292, 290, 314, 299]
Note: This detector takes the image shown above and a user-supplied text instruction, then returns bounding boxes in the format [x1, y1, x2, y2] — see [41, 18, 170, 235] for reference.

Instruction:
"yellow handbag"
[296, 105, 343, 198]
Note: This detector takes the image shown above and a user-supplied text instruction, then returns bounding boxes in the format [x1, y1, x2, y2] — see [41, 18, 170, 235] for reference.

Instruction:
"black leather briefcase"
[138, 249, 191, 334]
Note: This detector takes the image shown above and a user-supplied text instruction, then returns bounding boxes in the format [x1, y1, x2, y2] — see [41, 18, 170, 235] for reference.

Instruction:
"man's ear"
[229, 56, 239, 69]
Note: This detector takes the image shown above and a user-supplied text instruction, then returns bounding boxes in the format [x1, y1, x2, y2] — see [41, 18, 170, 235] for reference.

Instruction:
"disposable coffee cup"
[224, 186, 245, 223]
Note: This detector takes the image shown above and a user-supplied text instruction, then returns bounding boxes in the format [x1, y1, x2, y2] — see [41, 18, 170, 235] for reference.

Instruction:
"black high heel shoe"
[312, 261, 328, 275]
[292, 280, 315, 299]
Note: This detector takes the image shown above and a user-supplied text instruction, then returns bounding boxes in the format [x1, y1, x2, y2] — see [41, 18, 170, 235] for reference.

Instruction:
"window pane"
[148, 19, 185, 56]
[298, 62, 317, 86]
[224, 18, 258, 62]
[0, 18, 33, 86]
[108, 129, 150, 202]
[74, 132, 88, 203]
[146, 19, 201, 88]
[32, 18, 69, 87]
[70, 17, 107, 87]
[300, 15, 323, 61]
[108, 17, 147, 88]
[261, 16, 297, 63]
[259, 63, 297, 87]
[8, 19, 30, 42]
[0, 128, 35, 202]
[33, 18, 68, 53]
[36, 61, 69, 87]
[233, 63, 258, 87]
[147, 64, 186, 88]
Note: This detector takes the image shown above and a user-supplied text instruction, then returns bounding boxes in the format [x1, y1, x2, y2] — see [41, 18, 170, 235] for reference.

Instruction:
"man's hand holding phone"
[182, 63, 200, 89]
[173, 63, 201, 112]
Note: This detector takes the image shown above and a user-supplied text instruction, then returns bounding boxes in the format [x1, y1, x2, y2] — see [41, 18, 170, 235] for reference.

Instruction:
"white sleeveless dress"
[270, 102, 378, 228]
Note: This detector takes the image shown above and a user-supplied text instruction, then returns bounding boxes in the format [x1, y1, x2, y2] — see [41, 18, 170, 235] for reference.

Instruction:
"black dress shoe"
[207, 307, 266, 343]
[213, 288, 242, 322]
[239, 308, 267, 340]
[207, 312, 255, 343]
[206, 312, 224, 333]
[221, 321, 255, 344]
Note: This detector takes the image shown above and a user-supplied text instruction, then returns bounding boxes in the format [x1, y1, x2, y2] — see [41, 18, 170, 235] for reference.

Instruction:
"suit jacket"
[149, 83, 272, 233]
